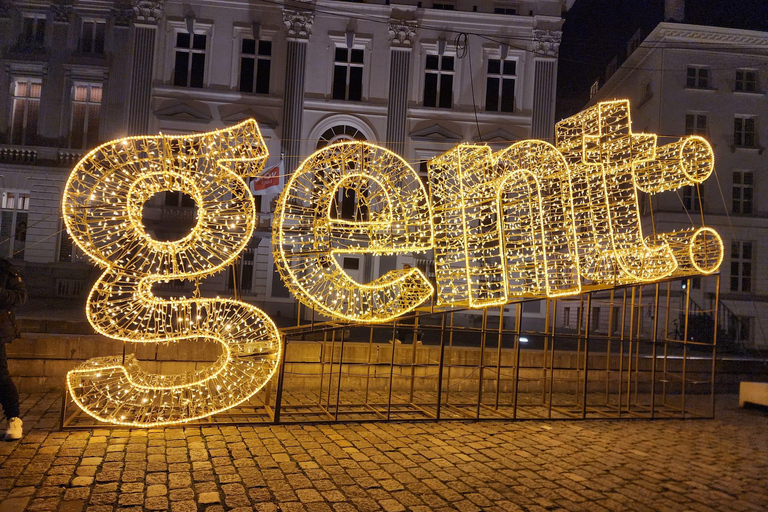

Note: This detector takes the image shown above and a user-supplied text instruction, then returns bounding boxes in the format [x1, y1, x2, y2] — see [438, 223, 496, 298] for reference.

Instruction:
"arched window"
[316, 125, 366, 150]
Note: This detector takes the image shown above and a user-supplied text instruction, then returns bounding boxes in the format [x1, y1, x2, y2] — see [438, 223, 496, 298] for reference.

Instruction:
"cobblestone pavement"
[0, 393, 766, 512]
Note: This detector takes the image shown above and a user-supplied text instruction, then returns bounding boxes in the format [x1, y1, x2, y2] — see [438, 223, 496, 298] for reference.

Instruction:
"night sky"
[556, 0, 768, 120]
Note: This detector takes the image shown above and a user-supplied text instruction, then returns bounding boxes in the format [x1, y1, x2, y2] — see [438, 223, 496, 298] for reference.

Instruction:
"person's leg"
[0, 341, 20, 420]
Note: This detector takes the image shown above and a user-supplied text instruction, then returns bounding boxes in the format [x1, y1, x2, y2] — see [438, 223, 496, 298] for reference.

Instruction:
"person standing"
[0, 258, 27, 440]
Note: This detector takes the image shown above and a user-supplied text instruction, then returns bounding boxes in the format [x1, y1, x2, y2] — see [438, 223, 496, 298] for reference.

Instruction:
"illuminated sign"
[62, 120, 281, 427]
[63, 100, 722, 426]
[274, 100, 723, 322]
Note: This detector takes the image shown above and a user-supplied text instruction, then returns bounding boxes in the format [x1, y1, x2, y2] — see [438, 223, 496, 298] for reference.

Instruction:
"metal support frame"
[60, 275, 720, 429]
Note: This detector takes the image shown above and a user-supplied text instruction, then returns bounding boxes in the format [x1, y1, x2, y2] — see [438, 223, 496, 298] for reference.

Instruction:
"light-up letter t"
[556, 100, 722, 285]
[62, 120, 281, 427]
[274, 141, 434, 322]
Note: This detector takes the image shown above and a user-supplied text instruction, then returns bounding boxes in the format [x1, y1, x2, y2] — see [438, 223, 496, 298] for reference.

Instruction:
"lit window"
[685, 113, 707, 136]
[485, 59, 516, 113]
[332, 47, 364, 101]
[734, 116, 756, 148]
[21, 14, 46, 47]
[70, 84, 102, 149]
[173, 31, 206, 88]
[239, 38, 271, 94]
[730, 241, 752, 292]
[686, 66, 709, 88]
[424, 54, 454, 108]
[80, 20, 105, 54]
[735, 69, 757, 92]
[0, 191, 30, 260]
[732, 171, 753, 215]
[10, 79, 41, 146]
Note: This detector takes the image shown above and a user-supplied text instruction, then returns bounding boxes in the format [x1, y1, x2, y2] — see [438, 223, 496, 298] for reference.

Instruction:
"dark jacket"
[0, 259, 26, 342]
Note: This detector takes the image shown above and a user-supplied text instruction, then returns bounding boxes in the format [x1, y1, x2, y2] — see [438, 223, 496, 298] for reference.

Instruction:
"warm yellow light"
[62, 120, 281, 427]
[273, 141, 434, 322]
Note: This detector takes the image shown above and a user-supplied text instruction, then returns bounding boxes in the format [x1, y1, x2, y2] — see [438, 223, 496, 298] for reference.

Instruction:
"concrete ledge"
[739, 381, 768, 407]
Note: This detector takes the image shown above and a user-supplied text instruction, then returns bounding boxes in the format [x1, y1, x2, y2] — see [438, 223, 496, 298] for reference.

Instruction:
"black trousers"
[0, 340, 19, 419]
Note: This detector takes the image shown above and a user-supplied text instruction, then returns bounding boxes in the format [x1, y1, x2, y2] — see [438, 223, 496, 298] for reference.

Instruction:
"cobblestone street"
[0, 393, 765, 512]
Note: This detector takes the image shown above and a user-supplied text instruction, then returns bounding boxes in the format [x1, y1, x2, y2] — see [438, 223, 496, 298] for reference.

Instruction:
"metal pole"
[364, 326, 374, 404]
[512, 302, 522, 418]
[409, 311, 420, 404]
[495, 304, 504, 410]
[477, 308, 488, 419]
[582, 293, 592, 418]
[436, 312, 447, 420]
[387, 321, 398, 420]
[710, 274, 720, 418]
[273, 334, 287, 423]
[650, 284, 660, 418]
[682, 279, 691, 416]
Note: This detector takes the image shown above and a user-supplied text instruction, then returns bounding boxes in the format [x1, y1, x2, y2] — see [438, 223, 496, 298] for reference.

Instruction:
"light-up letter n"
[429, 141, 580, 308]
[273, 141, 434, 322]
[556, 100, 722, 284]
[62, 120, 281, 427]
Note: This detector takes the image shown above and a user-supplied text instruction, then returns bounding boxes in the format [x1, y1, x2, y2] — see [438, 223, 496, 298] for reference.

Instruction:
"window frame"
[422, 50, 456, 109]
[168, 20, 214, 89]
[686, 66, 710, 89]
[69, 82, 103, 149]
[9, 77, 42, 146]
[231, 25, 276, 95]
[20, 13, 46, 48]
[682, 184, 703, 212]
[79, 18, 106, 54]
[484, 56, 517, 113]
[732, 171, 754, 215]
[685, 112, 708, 137]
[331, 45, 365, 102]
[0, 190, 30, 260]
[735, 68, 758, 93]
[730, 240, 753, 293]
[734, 115, 757, 148]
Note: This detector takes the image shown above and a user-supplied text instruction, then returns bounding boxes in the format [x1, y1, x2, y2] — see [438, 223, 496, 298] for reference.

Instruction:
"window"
[173, 31, 206, 88]
[228, 244, 255, 294]
[589, 80, 599, 99]
[80, 20, 105, 54]
[271, 263, 291, 298]
[424, 54, 454, 108]
[611, 306, 621, 333]
[686, 66, 709, 88]
[239, 38, 271, 94]
[494, 6, 517, 15]
[682, 185, 703, 212]
[732, 171, 754, 214]
[485, 59, 516, 113]
[563, 307, 570, 327]
[731, 316, 752, 343]
[332, 47, 364, 101]
[70, 83, 102, 149]
[10, 79, 41, 146]
[591, 307, 600, 332]
[432, 2, 455, 9]
[734, 116, 756, 148]
[730, 241, 752, 292]
[21, 14, 46, 47]
[0, 192, 29, 260]
[735, 69, 757, 92]
[685, 113, 707, 136]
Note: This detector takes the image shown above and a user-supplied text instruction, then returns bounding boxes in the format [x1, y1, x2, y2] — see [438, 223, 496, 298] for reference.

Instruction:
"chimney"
[665, 0, 685, 22]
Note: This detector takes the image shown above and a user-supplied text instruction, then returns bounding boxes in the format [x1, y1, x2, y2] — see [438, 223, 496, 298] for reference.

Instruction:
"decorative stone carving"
[51, 0, 73, 23]
[0, 0, 14, 19]
[113, 3, 134, 27]
[283, 8, 313, 40]
[388, 20, 418, 49]
[533, 29, 561, 58]
[132, 0, 164, 23]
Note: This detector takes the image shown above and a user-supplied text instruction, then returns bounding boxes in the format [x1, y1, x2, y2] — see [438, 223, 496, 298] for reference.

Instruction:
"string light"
[62, 120, 281, 427]
[273, 141, 434, 322]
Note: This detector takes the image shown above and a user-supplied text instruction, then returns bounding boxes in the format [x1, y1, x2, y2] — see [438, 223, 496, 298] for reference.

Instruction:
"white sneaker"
[5, 417, 22, 441]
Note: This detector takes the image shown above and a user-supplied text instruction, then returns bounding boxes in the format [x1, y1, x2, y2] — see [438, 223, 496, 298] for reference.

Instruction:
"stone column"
[281, 9, 313, 176]
[531, 30, 561, 140]
[386, 20, 417, 158]
[126, 0, 163, 135]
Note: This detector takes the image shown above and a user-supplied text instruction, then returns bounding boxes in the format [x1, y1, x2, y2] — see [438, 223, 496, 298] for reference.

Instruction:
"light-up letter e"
[62, 120, 281, 427]
[273, 142, 434, 322]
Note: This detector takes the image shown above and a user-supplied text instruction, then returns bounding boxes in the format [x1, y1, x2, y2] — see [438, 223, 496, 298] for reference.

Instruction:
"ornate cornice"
[388, 19, 417, 49]
[132, 0, 163, 24]
[659, 27, 768, 46]
[50, 0, 73, 23]
[533, 29, 561, 58]
[283, 8, 313, 41]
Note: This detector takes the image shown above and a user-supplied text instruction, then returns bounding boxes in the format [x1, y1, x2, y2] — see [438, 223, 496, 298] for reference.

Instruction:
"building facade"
[586, 22, 768, 349]
[0, 0, 569, 320]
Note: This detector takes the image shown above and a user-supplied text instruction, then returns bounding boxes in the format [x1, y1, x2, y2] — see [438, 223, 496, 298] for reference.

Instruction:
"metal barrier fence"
[61, 275, 720, 428]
